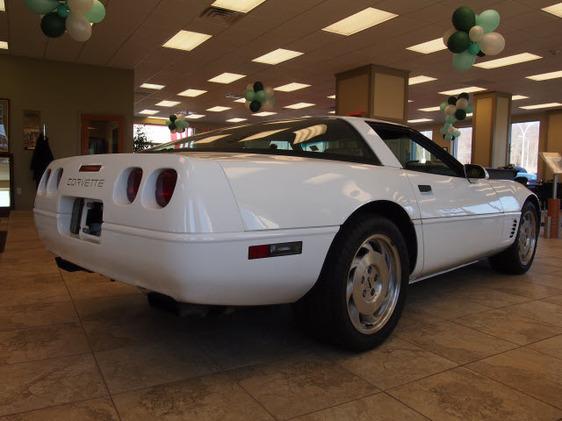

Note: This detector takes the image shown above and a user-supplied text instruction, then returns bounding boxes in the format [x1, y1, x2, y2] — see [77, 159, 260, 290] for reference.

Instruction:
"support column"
[335, 65, 409, 124]
[471, 91, 512, 167]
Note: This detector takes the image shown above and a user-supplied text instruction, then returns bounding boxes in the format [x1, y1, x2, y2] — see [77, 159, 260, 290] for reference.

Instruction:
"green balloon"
[440, 101, 448, 112]
[466, 104, 474, 114]
[255, 90, 267, 103]
[446, 115, 456, 124]
[175, 119, 188, 130]
[56, 4, 70, 17]
[452, 51, 476, 71]
[244, 89, 255, 102]
[25, 0, 59, 14]
[476, 10, 500, 33]
[468, 42, 480, 55]
[448, 31, 471, 53]
[452, 6, 476, 32]
[41, 12, 66, 38]
[85, 0, 106, 24]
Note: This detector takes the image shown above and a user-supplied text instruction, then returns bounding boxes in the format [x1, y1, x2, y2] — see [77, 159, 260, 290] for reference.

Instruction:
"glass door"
[81, 115, 124, 155]
[0, 153, 13, 214]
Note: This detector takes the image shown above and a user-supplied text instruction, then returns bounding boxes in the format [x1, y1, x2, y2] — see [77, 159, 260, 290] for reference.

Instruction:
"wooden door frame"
[0, 152, 14, 210]
[81, 114, 125, 155]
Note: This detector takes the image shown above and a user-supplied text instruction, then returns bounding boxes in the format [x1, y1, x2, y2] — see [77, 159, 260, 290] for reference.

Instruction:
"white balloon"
[66, 13, 92, 42]
[456, 98, 469, 110]
[68, 0, 93, 13]
[479, 32, 505, 55]
[469, 25, 484, 42]
[445, 104, 456, 116]
[442, 28, 455, 47]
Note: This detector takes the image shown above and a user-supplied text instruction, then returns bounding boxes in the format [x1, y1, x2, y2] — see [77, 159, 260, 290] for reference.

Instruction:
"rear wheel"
[295, 216, 409, 351]
[489, 200, 539, 274]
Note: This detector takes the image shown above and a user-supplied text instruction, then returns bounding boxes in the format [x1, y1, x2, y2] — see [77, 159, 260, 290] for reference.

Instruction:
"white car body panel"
[33, 116, 535, 306]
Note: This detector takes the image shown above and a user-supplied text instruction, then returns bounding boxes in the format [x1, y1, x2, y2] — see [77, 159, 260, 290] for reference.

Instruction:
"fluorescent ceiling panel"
[274, 82, 310, 92]
[178, 89, 207, 97]
[520, 102, 562, 110]
[512, 95, 529, 101]
[526, 70, 562, 81]
[284, 102, 315, 109]
[328, 111, 335, 114]
[0, 0, 5, 11]
[233, 98, 246, 103]
[406, 38, 447, 54]
[140, 83, 165, 90]
[242, 129, 286, 141]
[293, 124, 327, 144]
[327, 94, 336, 99]
[194, 134, 229, 144]
[139, 109, 159, 115]
[409, 75, 437, 85]
[208, 72, 246, 84]
[474, 53, 542, 69]
[439, 86, 486, 95]
[186, 114, 206, 119]
[254, 111, 277, 117]
[163, 30, 212, 52]
[156, 100, 181, 107]
[542, 3, 562, 18]
[408, 118, 433, 123]
[0, 41, 7, 50]
[227, 118, 247, 123]
[408, 100, 414, 103]
[419, 106, 441, 112]
[322, 7, 397, 36]
[211, 0, 266, 13]
[207, 106, 232, 112]
[252, 48, 303, 65]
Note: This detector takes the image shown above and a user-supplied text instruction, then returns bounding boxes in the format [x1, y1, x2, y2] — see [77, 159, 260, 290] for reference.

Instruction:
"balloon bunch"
[25, 0, 106, 42]
[244, 82, 275, 113]
[439, 93, 473, 141]
[443, 7, 505, 71]
[165, 114, 189, 134]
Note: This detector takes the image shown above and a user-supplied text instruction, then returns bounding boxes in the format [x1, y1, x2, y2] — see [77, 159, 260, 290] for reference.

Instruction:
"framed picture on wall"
[23, 110, 42, 150]
[0, 99, 9, 152]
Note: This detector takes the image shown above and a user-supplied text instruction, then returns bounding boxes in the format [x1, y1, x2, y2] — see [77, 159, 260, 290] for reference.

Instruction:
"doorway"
[81, 115, 125, 155]
[0, 153, 14, 215]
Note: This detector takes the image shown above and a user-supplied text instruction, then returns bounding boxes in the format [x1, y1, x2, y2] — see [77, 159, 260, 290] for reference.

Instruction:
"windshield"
[149, 117, 378, 165]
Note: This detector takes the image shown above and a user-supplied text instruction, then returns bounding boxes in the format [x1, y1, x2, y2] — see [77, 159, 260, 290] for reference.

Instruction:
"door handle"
[418, 185, 432, 193]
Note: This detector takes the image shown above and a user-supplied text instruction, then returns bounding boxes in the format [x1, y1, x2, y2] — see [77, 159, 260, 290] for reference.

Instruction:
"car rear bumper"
[34, 209, 337, 305]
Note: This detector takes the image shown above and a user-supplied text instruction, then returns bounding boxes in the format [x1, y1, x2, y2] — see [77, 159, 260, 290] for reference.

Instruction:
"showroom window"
[453, 127, 473, 164]
[419, 130, 433, 140]
[509, 121, 540, 176]
[133, 124, 194, 146]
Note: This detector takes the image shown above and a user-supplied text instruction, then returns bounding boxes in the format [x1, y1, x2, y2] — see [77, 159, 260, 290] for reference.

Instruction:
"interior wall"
[0, 55, 134, 210]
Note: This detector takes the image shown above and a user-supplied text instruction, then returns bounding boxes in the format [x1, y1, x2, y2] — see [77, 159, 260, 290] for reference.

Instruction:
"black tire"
[295, 215, 409, 351]
[489, 200, 539, 274]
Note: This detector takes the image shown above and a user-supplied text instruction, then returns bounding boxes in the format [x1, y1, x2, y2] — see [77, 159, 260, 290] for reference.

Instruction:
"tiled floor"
[1, 211, 562, 420]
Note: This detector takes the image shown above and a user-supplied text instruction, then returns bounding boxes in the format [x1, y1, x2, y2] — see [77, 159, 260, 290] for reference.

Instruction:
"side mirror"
[464, 164, 489, 181]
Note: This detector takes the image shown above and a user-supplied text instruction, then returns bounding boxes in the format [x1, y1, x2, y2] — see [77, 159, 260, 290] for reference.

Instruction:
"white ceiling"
[1, 0, 561, 124]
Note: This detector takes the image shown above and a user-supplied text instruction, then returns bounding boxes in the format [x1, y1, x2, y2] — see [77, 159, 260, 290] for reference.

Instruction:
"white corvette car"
[34, 117, 539, 350]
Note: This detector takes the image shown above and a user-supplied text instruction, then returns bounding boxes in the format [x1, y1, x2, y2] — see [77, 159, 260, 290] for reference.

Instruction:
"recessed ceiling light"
[0, 41, 7, 50]
[178, 89, 207, 97]
[408, 118, 433, 123]
[233, 98, 246, 103]
[418, 106, 441, 112]
[139, 109, 159, 115]
[328, 111, 335, 114]
[156, 100, 181, 107]
[208, 72, 246, 84]
[227, 118, 248, 123]
[284, 102, 315, 110]
[322, 7, 397, 36]
[409, 75, 437, 85]
[207, 106, 232, 112]
[439, 86, 486, 96]
[254, 111, 277, 117]
[327, 94, 336, 99]
[252, 48, 303, 65]
[186, 114, 206, 119]
[274, 82, 311, 92]
[512, 95, 529, 101]
[474, 53, 542, 69]
[211, 0, 266, 13]
[542, 2, 562, 18]
[408, 100, 414, 103]
[520, 102, 562, 110]
[162, 30, 212, 52]
[140, 83, 165, 90]
[406, 38, 447, 54]
[526, 70, 562, 81]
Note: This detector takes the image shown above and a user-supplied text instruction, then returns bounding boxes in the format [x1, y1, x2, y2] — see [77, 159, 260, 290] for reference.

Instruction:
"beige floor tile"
[293, 392, 426, 421]
[62, 272, 139, 300]
[74, 294, 155, 324]
[406, 293, 491, 320]
[0, 302, 77, 331]
[233, 358, 375, 420]
[0, 281, 70, 308]
[524, 272, 562, 289]
[502, 300, 562, 328]
[0, 355, 107, 416]
[0, 323, 90, 365]
[483, 278, 562, 300]
[337, 336, 457, 390]
[455, 308, 562, 345]
[396, 320, 516, 364]
[544, 294, 562, 306]
[467, 347, 562, 409]
[389, 367, 562, 421]
[0, 398, 118, 420]
[528, 335, 562, 360]
[95, 341, 219, 394]
[113, 373, 273, 421]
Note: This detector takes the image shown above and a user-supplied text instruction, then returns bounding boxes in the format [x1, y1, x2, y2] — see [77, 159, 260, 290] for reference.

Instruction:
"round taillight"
[126, 168, 143, 203]
[56, 169, 64, 189]
[155, 169, 177, 208]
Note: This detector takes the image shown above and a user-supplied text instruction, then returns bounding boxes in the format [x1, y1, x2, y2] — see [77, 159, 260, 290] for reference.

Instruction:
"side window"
[371, 124, 462, 177]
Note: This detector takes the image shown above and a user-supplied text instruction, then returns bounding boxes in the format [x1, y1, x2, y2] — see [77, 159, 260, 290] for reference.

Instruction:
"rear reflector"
[126, 168, 143, 203]
[79, 165, 102, 172]
[155, 169, 177, 208]
[248, 241, 303, 260]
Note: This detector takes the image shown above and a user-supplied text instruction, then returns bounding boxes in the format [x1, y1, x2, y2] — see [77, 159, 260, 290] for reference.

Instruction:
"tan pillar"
[335, 65, 409, 124]
[471, 91, 512, 167]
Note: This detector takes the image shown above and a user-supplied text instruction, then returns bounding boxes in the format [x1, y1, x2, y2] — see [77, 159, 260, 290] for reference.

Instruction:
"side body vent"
[200, 6, 244, 25]
[509, 219, 518, 239]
